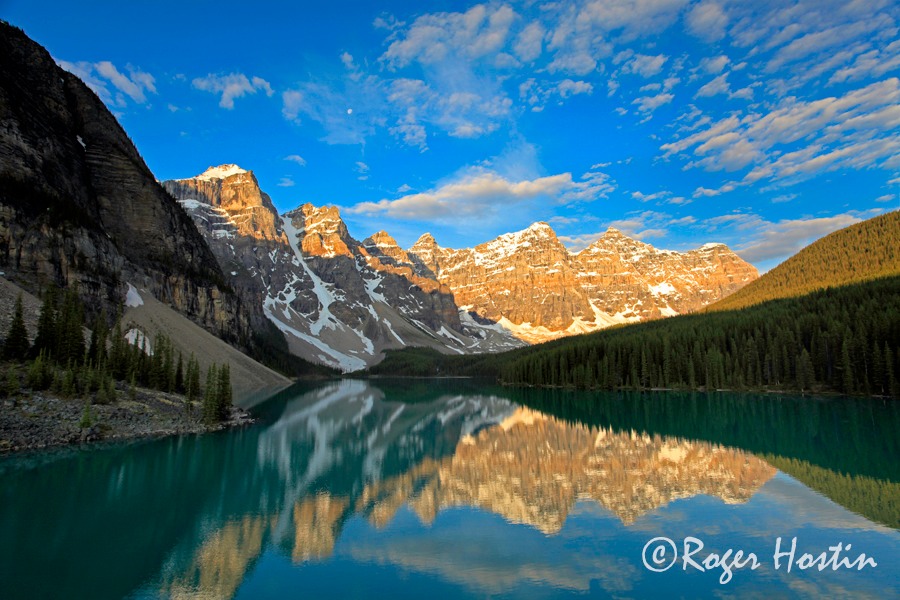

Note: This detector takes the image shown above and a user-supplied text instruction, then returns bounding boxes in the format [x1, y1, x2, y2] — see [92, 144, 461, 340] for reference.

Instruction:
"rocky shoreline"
[0, 384, 255, 456]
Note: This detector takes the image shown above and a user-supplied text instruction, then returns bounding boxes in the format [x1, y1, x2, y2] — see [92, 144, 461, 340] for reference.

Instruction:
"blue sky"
[5, 0, 899, 270]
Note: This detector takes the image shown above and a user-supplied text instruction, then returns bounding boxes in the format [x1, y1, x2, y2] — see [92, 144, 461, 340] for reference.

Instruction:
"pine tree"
[57, 288, 85, 365]
[163, 340, 175, 393]
[88, 310, 109, 365]
[78, 398, 93, 429]
[797, 349, 814, 391]
[202, 364, 218, 424]
[26, 352, 53, 391]
[62, 364, 78, 397]
[33, 286, 57, 357]
[217, 363, 232, 422]
[3, 295, 30, 361]
[4, 369, 19, 399]
[887, 345, 899, 399]
[175, 352, 184, 394]
[187, 354, 201, 404]
[841, 339, 854, 394]
[109, 316, 126, 379]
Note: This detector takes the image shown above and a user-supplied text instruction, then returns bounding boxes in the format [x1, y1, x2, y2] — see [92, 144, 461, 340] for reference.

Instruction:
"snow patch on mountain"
[196, 164, 247, 181]
[125, 283, 144, 307]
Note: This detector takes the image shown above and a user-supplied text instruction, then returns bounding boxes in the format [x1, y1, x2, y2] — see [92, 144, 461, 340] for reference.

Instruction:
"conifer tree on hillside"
[186, 354, 201, 405]
[33, 286, 57, 357]
[3, 295, 30, 361]
[202, 364, 218, 424]
[175, 352, 184, 394]
[56, 288, 85, 365]
[87, 310, 108, 365]
[217, 363, 232, 422]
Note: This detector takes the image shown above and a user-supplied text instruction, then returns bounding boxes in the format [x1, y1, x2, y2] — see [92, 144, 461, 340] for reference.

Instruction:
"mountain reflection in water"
[0, 379, 897, 600]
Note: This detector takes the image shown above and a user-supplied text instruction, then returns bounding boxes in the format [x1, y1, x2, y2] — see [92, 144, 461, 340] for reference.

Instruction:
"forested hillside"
[370, 276, 900, 398]
[499, 276, 900, 396]
[709, 210, 900, 311]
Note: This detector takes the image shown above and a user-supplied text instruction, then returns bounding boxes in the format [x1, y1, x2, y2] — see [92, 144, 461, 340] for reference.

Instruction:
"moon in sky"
[347, 108, 353, 115]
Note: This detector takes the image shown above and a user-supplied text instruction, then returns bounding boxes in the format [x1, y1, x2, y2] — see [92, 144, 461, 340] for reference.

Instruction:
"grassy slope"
[709, 209, 900, 312]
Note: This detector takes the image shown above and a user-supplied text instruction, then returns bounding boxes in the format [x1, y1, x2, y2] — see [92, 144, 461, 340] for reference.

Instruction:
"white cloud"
[558, 231, 607, 251]
[282, 73, 388, 145]
[631, 190, 669, 202]
[577, 0, 690, 40]
[251, 76, 274, 97]
[699, 55, 730, 74]
[386, 77, 512, 145]
[685, 1, 728, 42]
[193, 73, 274, 109]
[693, 182, 736, 197]
[282, 90, 304, 122]
[561, 168, 617, 202]
[726, 0, 897, 95]
[557, 79, 594, 98]
[277, 177, 295, 187]
[381, 4, 517, 68]
[58, 60, 111, 101]
[632, 92, 674, 114]
[664, 78, 900, 185]
[621, 53, 668, 78]
[285, 154, 307, 166]
[875, 194, 895, 203]
[57, 59, 156, 107]
[695, 73, 730, 98]
[94, 61, 153, 103]
[348, 170, 572, 220]
[514, 21, 545, 62]
[829, 40, 900, 84]
[771, 193, 797, 203]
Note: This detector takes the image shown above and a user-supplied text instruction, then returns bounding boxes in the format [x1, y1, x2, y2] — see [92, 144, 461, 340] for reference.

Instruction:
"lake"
[1, 379, 898, 599]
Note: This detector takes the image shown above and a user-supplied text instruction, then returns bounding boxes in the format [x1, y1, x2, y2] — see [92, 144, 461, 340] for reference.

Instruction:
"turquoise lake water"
[1, 379, 898, 599]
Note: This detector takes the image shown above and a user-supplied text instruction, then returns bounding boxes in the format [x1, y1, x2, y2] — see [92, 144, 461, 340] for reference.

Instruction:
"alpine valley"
[163, 164, 758, 370]
[3, 7, 900, 600]
[0, 20, 761, 375]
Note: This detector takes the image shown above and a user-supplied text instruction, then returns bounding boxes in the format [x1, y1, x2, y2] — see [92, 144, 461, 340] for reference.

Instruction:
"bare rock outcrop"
[0, 22, 246, 343]
[408, 223, 758, 342]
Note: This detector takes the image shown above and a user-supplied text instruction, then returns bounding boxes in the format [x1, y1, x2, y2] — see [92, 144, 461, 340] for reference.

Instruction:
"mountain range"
[0, 21, 759, 374]
[162, 164, 757, 370]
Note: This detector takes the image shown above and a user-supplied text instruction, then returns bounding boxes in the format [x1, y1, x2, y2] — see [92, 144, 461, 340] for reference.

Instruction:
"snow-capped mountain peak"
[196, 164, 248, 181]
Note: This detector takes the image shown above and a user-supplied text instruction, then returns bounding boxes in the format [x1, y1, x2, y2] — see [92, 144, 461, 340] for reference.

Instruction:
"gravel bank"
[0, 383, 254, 455]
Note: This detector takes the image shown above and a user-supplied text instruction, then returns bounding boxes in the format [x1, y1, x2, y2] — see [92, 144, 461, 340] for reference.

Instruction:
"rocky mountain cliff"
[163, 168, 523, 371]
[0, 22, 247, 343]
[408, 222, 758, 343]
[165, 163, 756, 367]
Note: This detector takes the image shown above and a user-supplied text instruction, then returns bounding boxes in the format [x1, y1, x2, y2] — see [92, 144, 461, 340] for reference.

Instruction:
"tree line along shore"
[0, 286, 244, 454]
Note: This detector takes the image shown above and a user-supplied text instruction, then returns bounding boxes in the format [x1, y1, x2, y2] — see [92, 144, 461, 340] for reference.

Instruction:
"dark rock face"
[164, 172, 525, 371]
[0, 22, 247, 342]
